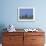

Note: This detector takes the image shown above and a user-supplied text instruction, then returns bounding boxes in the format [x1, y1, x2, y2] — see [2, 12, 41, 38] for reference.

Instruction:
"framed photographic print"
[18, 7, 35, 21]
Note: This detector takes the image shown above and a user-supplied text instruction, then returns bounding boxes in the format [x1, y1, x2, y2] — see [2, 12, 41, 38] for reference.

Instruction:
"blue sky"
[20, 9, 33, 16]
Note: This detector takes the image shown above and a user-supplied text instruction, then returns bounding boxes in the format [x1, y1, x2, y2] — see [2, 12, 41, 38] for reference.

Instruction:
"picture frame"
[18, 7, 35, 21]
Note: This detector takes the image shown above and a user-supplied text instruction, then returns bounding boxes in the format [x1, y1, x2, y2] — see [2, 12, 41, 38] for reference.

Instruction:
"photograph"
[18, 7, 35, 21]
